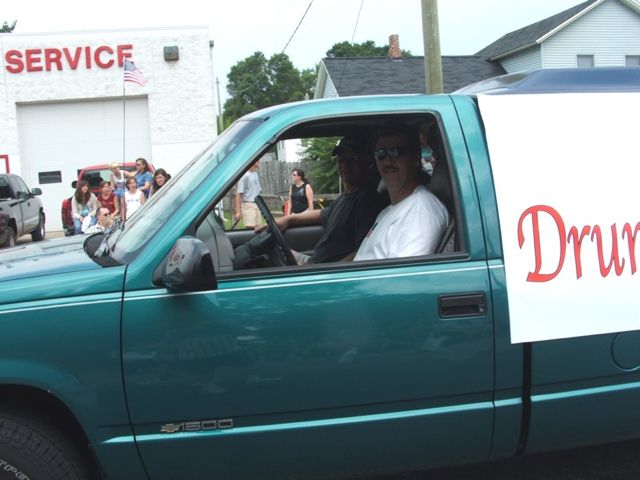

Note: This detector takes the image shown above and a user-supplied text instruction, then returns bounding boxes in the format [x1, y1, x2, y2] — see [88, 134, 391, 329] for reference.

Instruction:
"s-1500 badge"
[160, 418, 233, 434]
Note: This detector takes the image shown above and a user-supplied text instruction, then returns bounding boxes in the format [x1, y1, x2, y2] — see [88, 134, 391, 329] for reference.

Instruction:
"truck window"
[200, 113, 462, 274]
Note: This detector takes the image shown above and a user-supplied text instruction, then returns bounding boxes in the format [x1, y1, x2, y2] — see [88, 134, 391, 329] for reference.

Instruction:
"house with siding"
[314, 0, 640, 98]
[477, 0, 640, 71]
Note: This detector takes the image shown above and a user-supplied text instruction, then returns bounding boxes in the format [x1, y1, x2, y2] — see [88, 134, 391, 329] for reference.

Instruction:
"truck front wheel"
[0, 409, 91, 480]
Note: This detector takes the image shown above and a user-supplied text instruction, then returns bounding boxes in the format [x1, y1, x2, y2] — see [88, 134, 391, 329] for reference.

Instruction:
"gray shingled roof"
[476, 0, 599, 60]
[322, 56, 506, 95]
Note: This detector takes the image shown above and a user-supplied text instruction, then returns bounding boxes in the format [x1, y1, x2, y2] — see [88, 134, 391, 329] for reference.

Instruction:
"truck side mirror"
[31, 188, 42, 196]
[153, 237, 217, 292]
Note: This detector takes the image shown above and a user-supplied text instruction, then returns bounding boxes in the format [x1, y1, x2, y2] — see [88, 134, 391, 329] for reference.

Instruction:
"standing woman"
[125, 157, 153, 198]
[149, 168, 171, 196]
[121, 177, 146, 220]
[71, 180, 98, 235]
[288, 168, 314, 214]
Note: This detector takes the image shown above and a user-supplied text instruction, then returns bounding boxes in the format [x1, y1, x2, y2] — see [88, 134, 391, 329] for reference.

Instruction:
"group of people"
[258, 122, 449, 263]
[71, 157, 171, 235]
[234, 163, 314, 229]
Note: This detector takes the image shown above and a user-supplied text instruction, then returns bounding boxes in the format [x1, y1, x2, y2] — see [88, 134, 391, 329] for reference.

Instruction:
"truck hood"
[0, 236, 101, 282]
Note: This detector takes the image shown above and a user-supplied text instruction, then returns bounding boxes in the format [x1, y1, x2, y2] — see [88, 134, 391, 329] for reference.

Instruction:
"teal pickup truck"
[1, 68, 640, 480]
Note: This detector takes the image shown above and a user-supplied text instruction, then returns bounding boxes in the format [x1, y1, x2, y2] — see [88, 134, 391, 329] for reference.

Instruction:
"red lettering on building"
[4, 45, 136, 73]
[117, 44, 133, 66]
[84, 46, 92, 69]
[518, 204, 640, 282]
[94, 46, 114, 68]
[25, 49, 43, 72]
[5, 50, 23, 73]
[63, 47, 82, 69]
[44, 49, 63, 71]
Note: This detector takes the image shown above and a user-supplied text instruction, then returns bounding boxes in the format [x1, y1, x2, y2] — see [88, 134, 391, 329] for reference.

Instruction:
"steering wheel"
[254, 195, 297, 266]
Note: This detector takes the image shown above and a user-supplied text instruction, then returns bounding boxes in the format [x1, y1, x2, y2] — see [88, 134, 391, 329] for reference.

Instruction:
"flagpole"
[122, 80, 126, 167]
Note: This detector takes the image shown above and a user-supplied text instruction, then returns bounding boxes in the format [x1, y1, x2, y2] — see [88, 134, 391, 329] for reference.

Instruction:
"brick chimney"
[388, 34, 402, 59]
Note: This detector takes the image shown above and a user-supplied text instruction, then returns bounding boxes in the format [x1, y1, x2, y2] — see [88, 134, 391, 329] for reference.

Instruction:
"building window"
[626, 55, 640, 67]
[38, 171, 62, 184]
[577, 55, 594, 68]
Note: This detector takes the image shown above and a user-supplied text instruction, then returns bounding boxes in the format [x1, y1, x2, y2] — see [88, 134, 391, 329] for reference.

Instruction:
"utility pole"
[421, 0, 443, 94]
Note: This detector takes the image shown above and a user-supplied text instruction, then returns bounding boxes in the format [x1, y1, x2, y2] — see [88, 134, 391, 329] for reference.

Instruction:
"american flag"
[123, 59, 147, 86]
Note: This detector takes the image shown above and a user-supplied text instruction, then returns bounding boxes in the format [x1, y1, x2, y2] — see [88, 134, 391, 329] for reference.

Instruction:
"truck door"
[9, 176, 38, 233]
[122, 100, 496, 479]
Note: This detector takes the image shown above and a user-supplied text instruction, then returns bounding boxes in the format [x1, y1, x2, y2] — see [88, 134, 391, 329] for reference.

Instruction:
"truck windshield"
[108, 120, 261, 261]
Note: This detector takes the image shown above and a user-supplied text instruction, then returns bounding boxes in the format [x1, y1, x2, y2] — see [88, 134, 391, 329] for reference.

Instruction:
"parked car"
[1, 68, 640, 480]
[0, 173, 45, 247]
[61, 162, 153, 235]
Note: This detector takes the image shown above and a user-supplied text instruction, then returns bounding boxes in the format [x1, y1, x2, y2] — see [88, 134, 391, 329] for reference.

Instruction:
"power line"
[226, 1, 314, 98]
[350, 0, 365, 44]
[281, 1, 314, 54]
[336, 0, 366, 93]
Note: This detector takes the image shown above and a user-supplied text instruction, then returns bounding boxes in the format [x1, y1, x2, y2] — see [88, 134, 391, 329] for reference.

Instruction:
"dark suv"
[0, 173, 45, 247]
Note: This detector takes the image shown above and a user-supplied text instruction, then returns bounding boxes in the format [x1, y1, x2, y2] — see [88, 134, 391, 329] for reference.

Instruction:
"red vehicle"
[61, 162, 154, 235]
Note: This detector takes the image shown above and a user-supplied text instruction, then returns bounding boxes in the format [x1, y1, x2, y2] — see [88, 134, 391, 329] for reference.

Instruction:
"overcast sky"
[3, 0, 599, 100]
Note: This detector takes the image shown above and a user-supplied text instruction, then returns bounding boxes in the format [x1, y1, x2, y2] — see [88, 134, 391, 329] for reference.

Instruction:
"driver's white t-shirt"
[354, 185, 448, 261]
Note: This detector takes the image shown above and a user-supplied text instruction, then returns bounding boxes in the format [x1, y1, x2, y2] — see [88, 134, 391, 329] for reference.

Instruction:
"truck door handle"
[439, 293, 486, 318]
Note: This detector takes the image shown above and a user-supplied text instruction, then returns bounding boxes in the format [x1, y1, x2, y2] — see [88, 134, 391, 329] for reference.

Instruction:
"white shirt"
[237, 170, 261, 202]
[355, 185, 449, 261]
[124, 189, 144, 219]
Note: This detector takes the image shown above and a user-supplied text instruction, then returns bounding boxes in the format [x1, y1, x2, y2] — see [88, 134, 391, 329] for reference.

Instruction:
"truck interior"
[195, 113, 463, 274]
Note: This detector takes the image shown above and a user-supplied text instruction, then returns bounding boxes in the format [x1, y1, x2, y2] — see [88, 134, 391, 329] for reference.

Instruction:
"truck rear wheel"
[30, 213, 45, 242]
[0, 410, 90, 480]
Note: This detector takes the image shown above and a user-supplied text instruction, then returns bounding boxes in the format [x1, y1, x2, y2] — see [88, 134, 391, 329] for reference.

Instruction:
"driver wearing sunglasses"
[354, 123, 449, 261]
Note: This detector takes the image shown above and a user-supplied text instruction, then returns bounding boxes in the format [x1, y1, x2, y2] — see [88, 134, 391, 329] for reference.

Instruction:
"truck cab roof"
[455, 67, 640, 95]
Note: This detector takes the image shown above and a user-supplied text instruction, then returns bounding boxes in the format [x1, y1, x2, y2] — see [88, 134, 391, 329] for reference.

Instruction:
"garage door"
[17, 98, 151, 232]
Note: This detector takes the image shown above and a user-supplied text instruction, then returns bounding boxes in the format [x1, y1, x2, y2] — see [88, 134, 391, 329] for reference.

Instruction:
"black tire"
[30, 213, 45, 242]
[0, 410, 90, 480]
[2, 229, 16, 249]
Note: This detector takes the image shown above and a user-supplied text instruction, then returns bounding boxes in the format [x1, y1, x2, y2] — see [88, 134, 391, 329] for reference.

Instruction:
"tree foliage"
[326, 40, 412, 58]
[1, 21, 16, 33]
[224, 52, 316, 124]
[299, 137, 341, 194]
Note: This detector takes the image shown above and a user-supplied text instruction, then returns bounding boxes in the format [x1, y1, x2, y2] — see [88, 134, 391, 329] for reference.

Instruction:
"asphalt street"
[369, 439, 640, 480]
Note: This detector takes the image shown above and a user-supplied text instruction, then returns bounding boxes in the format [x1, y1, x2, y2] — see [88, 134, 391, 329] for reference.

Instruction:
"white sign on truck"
[479, 93, 640, 343]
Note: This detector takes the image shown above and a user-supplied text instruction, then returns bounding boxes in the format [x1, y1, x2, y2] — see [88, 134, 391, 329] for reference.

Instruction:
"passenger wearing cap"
[355, 123, 448, 261]
[260, 135, 385, 264]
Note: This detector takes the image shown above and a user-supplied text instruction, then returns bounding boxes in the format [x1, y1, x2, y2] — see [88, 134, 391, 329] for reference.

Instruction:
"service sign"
[478, 93, 640, 343]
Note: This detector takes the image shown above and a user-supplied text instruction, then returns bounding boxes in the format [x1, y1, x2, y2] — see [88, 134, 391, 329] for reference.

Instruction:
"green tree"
[299, 137, 341, 193]
[300, 67, 318, 99]
[224, 52, 316, 124]
[326, 40, 412, 58]
[1, 20, 16, 33]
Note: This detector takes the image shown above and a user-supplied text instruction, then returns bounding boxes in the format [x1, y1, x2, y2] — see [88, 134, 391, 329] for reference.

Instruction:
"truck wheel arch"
[0, 385, 103, 479]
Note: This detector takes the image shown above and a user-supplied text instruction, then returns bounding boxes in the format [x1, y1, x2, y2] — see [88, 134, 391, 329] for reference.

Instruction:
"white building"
[0, 26, 218, 231]
[477, 0, 640, 71]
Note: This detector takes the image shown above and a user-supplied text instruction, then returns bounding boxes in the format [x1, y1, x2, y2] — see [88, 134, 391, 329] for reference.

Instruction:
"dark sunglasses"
[374, 146, 408, 161]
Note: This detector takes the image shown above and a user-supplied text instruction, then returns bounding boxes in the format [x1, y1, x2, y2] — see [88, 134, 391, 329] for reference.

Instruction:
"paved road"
[369, 439, 640, 480]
